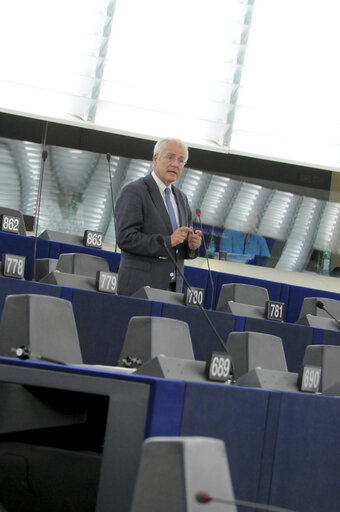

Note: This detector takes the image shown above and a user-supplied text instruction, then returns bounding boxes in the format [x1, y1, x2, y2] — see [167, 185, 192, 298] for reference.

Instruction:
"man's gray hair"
[153, 137, 189, 162]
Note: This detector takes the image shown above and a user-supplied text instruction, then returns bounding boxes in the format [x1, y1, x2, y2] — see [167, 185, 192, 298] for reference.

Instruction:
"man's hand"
[170, 226, 202, 249]
[188, 227, 202, 250]
[170, 227, 191, 247]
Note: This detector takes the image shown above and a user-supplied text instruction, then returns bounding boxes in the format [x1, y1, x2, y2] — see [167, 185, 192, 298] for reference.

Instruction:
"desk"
[1, 359, 340, 512]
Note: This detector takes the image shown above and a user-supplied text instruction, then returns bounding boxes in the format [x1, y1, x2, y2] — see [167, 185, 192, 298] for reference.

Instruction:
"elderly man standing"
[115, 137, 202, 296]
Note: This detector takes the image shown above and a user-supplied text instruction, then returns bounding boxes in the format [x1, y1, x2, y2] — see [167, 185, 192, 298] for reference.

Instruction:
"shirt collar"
[151, 170, 173, 195]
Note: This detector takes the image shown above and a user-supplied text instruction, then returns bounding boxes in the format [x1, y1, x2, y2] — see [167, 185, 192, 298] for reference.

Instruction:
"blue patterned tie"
[165, 187, 178, 232]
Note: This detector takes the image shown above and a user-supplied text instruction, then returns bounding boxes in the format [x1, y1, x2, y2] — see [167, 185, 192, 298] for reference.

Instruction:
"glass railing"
[0, 134, 339, 277]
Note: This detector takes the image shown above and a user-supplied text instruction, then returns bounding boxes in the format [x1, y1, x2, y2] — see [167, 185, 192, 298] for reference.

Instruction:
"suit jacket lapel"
[172, 186, 185, 227]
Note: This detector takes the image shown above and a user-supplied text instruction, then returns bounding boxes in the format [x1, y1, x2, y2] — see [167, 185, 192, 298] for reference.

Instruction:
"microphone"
[243, 232, 250, 254]
[316, 300, 340, 327]
[106, 152, 118, 252]
[31, 122, 49, 281]
[196, 492, 295, 512]
[196, 208, 214, 310]
[11, 346, 66, 365]
[156, 235, 232, 362]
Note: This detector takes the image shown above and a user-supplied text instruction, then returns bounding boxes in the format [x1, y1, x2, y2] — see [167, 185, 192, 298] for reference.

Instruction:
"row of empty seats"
[1, 290, 340, 397]
[12, 246, 340, 330]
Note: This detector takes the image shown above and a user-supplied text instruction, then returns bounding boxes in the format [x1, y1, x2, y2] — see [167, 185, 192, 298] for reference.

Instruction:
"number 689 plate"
[205, 351, 232, 382]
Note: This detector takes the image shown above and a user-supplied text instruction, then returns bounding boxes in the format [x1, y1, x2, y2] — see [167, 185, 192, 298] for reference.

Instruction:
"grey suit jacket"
[115, 173, 196, 296]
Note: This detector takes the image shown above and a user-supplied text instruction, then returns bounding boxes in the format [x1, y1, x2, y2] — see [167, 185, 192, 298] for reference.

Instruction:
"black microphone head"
[196, 492, 211, 503]
[316, 300, 325, 309]
[156, 235, 165, 246]
[106, 153, 111, 162]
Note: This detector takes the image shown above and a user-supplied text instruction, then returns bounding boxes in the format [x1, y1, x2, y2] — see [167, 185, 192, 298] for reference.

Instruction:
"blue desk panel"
[320, 327, 340, 347]
[270, 392, 340, 512]
[0, 232, 50, 280]
[71, 290, 153, 365]
[0, 276, 62, 316]
[179, 380, 340, 512]
[284, 283, 340, 324]
[184, 265, 218, 309]
[144, 378, 186, 438]
[180, 382, 274, 504]
[160, 303, 238, 361]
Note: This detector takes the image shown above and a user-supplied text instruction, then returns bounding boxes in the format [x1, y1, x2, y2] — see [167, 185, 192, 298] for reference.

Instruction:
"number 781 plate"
[265, 300, 285, 322]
